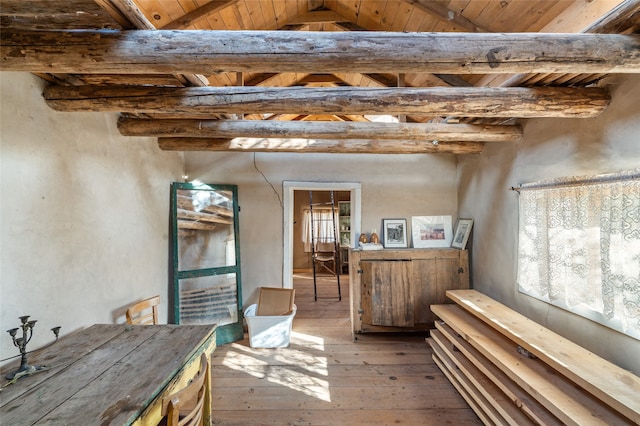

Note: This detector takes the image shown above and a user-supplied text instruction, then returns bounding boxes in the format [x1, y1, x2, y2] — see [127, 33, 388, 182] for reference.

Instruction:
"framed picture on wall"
[451, 218, 473, 250]
[382, 218, 408, 248]
[411, 216, 453, 248]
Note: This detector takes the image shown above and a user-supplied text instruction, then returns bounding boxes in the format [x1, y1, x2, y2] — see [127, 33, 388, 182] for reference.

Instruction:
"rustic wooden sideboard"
[349, 248, 469, 337]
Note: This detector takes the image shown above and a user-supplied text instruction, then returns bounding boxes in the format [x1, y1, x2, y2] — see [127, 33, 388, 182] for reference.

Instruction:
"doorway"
[282, 181, 361, 290]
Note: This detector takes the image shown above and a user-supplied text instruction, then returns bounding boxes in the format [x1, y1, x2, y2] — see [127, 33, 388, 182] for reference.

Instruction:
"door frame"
[283, 181, 361, 289]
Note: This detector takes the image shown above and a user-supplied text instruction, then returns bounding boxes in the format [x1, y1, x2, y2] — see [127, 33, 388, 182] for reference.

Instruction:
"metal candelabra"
[5, 315, 61, 381]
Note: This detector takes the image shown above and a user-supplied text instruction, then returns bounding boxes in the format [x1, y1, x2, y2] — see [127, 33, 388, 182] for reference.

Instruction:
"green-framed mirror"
[170, 182, 243, 345]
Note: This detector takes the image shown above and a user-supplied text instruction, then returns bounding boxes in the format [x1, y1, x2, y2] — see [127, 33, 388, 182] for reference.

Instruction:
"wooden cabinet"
[349, 248, 469, 335]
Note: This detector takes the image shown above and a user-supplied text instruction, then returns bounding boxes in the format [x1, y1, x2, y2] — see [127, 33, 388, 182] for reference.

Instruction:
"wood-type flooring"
[210, 271, 481, 425]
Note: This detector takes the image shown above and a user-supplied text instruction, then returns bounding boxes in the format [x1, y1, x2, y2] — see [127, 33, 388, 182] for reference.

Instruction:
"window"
[301, 208, 339, 251]
[517, 171, 640, 339]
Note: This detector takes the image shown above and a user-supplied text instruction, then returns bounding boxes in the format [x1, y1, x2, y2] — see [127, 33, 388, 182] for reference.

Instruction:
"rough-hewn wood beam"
[177, 195, 233, 217]
[94, 1, 208, 86]
[76, 74, 185, 86]
[157, 137, 485, 154]
[177, 208, 233, 225]
[178, 220, 217, 231]
[3, 30, 639, 74]
[477, 0, 637, 87]
[117, 118, 522, 143]
[332, 18, 473, 88]
[45, 85, 610, 118]
[1, 0, 121, 30]
[96, 0, 155, 29]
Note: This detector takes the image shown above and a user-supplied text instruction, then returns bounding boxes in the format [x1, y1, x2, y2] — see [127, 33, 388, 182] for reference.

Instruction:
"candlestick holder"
[5, 315, 61, 381]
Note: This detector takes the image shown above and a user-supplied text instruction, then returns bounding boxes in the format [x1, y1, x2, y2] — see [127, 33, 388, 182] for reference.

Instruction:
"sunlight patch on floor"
[290, 330, 326, 351]
[265, 361, 330, 402]
[220, 346, 269, 378]
[220, 337, 331, 401]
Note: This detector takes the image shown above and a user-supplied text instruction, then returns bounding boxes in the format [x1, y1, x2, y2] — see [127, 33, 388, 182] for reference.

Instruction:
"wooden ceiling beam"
[294, 74, 346, 85]
[177, 195, 233, 217]
[477, 0, 638, 87]
[331, 19, 472, 88]
[117, 118, 522, 143]
[77, 74, 185, 86]
[244, 73, 280, 86]
[177, 208, 233, 225]
[45, 85, 610, 118]
[95, 0, 154, 29]
[405, 0, 492, 32]
[3, 30, 638, 74]
[157, 137, 485, 155]
[1, 0, 122, 30]
[161, 1, 239, 30]
[284, 10, 349, 25]
[178, 220, 217, 231]
[358, 73, 398, 88]
[94, 1, 208, 86]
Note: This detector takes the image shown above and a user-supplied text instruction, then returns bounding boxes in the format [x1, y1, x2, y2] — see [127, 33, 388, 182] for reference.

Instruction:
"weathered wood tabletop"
[0, 323, 216, 425]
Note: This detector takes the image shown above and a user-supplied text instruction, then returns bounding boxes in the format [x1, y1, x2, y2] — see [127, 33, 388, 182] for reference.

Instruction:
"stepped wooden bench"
[428, 289, 640, 426]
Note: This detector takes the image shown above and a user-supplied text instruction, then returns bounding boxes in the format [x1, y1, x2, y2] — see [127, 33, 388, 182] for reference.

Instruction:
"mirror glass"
[176, 188, 236, 271]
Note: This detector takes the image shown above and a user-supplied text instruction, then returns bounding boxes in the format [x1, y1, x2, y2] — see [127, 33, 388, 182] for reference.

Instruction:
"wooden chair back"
[314, 242, 338, 274]
[125, 295, 160, 325]
[161, 353, 210, 426]
[315, 241, 336, 254]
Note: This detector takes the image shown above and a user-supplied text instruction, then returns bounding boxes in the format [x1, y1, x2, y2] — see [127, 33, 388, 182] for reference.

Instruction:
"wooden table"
[0, 323, 216, 425]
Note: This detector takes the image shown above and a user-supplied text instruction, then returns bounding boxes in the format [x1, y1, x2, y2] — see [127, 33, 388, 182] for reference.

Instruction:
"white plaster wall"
[186, 151, 458, 305]
[457, 74, 640, 373]
[0, 73, 184, 362]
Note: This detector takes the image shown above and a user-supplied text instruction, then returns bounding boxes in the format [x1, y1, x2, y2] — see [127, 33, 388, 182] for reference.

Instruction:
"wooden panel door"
[413, 251, 469, 324]
[411, 258, 437, 324]
[361, 259, 414, 327]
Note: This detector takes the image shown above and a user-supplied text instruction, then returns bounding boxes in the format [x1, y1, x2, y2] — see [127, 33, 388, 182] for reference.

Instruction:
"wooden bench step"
[429, 332, 536, 425]
[432, 323, 559, 426]
[445, 289, 640, 422]
[431, 350, 494, 426]
[431, 304, 634, 425]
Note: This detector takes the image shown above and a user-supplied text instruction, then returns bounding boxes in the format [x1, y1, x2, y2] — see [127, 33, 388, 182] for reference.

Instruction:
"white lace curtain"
[301, 209, 338, 252]
[517, 170, 640, 340]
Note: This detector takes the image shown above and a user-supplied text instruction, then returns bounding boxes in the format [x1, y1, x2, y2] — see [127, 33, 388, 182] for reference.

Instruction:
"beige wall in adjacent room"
[0, 72, 184, 361]
[185, 151, 459, 305]
[457, 74, 640, 373]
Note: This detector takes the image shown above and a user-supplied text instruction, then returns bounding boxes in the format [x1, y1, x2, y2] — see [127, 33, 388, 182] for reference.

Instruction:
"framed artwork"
[451, 218, 473, 249]
[382, 218, 408, 248]
[411, 216, 453, 248]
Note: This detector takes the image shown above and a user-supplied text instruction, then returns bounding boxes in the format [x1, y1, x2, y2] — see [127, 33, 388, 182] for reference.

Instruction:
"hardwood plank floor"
[211, 272, 481, 425]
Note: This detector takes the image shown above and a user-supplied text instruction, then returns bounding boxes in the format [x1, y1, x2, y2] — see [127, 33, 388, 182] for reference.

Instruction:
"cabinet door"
[361, 260, 414, 327]
[412, 255, 467, 324]
[411, 259, 437, 324]
[435, 257, 468, 301]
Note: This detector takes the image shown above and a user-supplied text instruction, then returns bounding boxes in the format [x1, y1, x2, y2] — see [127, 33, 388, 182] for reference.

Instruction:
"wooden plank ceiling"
[1, 0, 640, 154]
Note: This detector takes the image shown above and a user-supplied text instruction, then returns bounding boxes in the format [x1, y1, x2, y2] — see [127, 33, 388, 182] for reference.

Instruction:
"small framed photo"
[382, 218, 408, 248]
[451, 218, 473, 250]
[411, 216, 453, 248]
